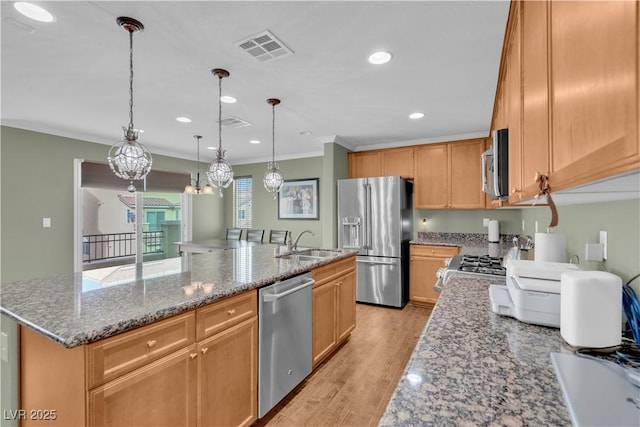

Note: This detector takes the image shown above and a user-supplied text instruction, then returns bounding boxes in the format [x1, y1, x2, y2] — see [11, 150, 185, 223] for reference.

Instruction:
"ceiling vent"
[235, 30, 293, 62]
[220, 117, 252, 128]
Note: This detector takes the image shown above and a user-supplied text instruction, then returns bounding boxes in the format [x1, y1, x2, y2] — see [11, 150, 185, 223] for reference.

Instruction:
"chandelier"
[206, 68, 233, 198]
[185, 135, 213, 195]
[107, 17, 153, 193]
[263, 98, 285, 197]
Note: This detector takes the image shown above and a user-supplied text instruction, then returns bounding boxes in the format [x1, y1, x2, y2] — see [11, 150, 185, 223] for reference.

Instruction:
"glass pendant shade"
[109, 17, 152, 193]
[207, 68, 233, 198]
[263, 98, 284, 196]
[264, 161, 284, 196]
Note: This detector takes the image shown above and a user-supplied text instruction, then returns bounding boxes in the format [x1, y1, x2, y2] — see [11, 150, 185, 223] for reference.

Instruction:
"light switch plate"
[43, 217, 51, 228]
[1, 332, 8, 362]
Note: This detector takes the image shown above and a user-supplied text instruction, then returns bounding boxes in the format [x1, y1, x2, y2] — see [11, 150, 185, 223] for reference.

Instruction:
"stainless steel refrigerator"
[337, 176, 413, 308]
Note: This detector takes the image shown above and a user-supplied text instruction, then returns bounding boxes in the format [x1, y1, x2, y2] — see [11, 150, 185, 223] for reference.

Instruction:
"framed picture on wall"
[278, 178, 319, 220]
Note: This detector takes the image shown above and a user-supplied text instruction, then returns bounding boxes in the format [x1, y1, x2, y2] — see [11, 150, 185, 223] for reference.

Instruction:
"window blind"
[234, 176, 252, 228]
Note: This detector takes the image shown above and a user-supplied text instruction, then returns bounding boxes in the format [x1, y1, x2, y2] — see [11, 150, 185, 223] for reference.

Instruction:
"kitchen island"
[0, 244, 356, 427]
[379, 275, 572, 426]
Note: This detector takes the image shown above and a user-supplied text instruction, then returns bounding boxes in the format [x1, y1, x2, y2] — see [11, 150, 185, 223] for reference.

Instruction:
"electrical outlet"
[1, 332, 8, 362]
[599, 230, 607, 260]
[483, 218, 490, 227]
[585, 243, 604, 262]
[42, 217, 51, 228]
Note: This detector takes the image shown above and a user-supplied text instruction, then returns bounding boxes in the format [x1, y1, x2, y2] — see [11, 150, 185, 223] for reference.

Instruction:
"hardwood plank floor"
[254, 303, 432, 427]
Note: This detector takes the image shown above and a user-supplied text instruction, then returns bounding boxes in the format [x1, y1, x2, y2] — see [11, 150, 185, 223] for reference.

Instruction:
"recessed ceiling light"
[249, 140, 261, 144]
[409, 112, 425, 119]
[220, 96, 237, 104]
[206, 146, 216, 150]
[299, 130, 313, 136]
[368, 51, 392, 65]
[176, 117, 191, 123]
[13, 2, 55, 23]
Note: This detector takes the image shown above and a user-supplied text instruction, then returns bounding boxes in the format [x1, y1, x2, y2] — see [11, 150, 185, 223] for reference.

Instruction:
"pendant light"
[206, 68, 233, 198]
[185, 135, 213, 195]
[263, 98, 284, 197]
[107, 17, 153, 193]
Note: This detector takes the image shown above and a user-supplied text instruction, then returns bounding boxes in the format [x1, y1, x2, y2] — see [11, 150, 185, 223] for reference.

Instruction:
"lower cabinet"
[409, 245, 460, 305]
[311, 256, 356, 368]
[20, 291, 258, 427]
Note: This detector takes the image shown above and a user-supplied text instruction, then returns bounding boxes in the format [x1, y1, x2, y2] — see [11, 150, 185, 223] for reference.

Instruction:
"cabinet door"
[349, 151, 381, 178]
[88, 345, 198, 427]
[448, 139, 486, 208]
[312, 282, 337, 367]
[409, 256, 443, 305]
[336, 270, 356, 342]
[507, 3, 524, 203]
[198, 317, 257, 427]
[414, 144, 448, 208]
[382, 147, 414, 179]
[550, 1, 639, 188]
[521, 0, 550, 199]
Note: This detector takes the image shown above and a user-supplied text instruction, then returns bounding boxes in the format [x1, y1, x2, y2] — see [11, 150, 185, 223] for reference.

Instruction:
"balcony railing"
[83, 231, 164, 263]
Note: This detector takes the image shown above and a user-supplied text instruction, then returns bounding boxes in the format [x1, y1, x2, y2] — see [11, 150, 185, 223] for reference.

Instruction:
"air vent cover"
[220, 117, 252, 128]
[235, 30, 293, 62]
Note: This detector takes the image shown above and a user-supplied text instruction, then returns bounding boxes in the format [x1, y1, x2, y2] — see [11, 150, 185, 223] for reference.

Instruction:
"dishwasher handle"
[263, 278, 315, 302]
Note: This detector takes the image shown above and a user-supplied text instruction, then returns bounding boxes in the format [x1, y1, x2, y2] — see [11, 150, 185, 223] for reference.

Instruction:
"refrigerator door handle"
[366, 183, 372, 250]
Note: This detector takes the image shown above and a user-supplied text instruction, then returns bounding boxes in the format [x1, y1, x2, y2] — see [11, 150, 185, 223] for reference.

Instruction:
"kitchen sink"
[275, 249, 340, 261]
[276, 254, 324, 262]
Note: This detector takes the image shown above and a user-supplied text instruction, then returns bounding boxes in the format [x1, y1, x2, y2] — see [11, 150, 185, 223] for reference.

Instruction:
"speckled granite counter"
[379, 275, 572, 426]
[0, 245, 356, 348]
[410, 231, 517, 258]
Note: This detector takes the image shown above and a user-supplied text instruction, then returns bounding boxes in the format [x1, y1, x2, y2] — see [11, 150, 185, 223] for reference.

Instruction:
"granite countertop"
[0, 244, 356, 348]
[379, 275, 572, 426]
[410, 232, 517, 258]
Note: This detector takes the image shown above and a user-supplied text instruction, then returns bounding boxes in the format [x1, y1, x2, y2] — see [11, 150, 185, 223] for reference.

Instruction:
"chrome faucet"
[292, 230, 315, 251]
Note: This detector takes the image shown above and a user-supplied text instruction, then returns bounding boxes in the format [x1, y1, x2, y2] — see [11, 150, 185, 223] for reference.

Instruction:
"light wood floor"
[254, 303, 432, 427]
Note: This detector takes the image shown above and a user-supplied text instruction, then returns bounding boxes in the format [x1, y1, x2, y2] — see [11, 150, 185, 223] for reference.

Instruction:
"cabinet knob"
[201, 347, 209, 355]
[190, 353, 198, 360]
[147, 340, 157, 348]
[228, 309, 236, 316]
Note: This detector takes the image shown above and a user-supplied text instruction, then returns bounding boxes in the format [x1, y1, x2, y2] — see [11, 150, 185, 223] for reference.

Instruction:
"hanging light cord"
[217, 75, 222, 156]
[128, 28, 135, 133]
[271, 103, 276, 163]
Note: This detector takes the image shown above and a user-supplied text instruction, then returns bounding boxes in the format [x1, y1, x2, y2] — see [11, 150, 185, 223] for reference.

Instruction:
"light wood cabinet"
[348, 147, 414, 179]
[414, 139, 486, 209]
[549, 0, 639, 189]
[197, 317, 257, 427]
[311, 256, 356, 368]
[20, 292, 258, 427]
[493, 1, 639, 202]
[409, 245, 460, 306]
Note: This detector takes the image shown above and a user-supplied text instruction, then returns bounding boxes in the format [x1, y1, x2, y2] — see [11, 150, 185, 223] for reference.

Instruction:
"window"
[234, 176, 252, 228]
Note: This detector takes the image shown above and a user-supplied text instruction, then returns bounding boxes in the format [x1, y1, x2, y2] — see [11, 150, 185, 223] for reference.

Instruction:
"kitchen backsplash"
[416, 231, 518, 246]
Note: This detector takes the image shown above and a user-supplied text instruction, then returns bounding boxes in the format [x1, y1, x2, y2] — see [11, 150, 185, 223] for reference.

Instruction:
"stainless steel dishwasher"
[258, 272, 314, 418]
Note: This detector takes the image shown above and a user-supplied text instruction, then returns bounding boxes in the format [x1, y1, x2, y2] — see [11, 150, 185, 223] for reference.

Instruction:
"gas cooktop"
[450, 255, 506, 276]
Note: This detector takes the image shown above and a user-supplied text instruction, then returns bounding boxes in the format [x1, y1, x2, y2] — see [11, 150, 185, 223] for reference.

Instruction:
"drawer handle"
[228, 309, 236, 315]
[147, 340, 157, 348]
[201, 347, 209, 355]
[190, 353, 198, 360]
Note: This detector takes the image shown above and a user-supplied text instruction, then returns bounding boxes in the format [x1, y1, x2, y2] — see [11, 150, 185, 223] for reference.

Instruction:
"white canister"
[488, 220, 500, 243]
[534, 232, 567, 263]
[560, 271, 622, 348]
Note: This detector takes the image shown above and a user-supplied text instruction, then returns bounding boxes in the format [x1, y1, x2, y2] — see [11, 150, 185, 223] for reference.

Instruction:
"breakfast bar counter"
[0, 244, 355, 348]
[379, 275, 572, 426]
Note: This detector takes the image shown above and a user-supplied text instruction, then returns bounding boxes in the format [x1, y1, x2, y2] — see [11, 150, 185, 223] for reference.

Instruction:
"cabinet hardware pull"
[201, 347, 209, 355]
[190, 353, 198, 360]
[228, 309, 236, 315]
[147, 340, 157, 348]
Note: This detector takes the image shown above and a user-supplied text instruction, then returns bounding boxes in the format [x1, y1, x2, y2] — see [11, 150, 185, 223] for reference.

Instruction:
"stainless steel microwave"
[482, 128, 509, 200]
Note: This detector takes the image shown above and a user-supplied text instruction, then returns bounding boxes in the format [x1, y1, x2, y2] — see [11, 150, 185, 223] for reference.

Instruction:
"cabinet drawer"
[410, 245, 460, 258]
[87, 312, 195, 389]
[311, 256, 356, 285]
[196, 291, 257, 341]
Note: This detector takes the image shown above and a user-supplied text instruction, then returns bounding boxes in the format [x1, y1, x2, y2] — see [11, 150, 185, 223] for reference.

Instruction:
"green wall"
[0, 126, 223, 283]
[414, 208, 522, 235]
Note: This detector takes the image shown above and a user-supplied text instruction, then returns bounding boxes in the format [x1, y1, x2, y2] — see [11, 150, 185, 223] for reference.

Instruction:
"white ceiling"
[1, 1, 510, 165]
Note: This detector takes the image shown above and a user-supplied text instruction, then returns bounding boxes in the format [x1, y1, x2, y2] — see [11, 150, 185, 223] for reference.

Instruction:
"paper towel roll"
[488, 220, 500, 243]
[560, 271, 622, 348]
[534, 232, 567, 262]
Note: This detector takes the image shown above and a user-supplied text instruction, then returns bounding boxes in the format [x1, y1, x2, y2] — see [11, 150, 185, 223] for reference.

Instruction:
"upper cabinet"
[549, 0, 639, 188]
[494, 0, 639, 203]
[414, 138, 486, 209]
[348, 147, 414, 179]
